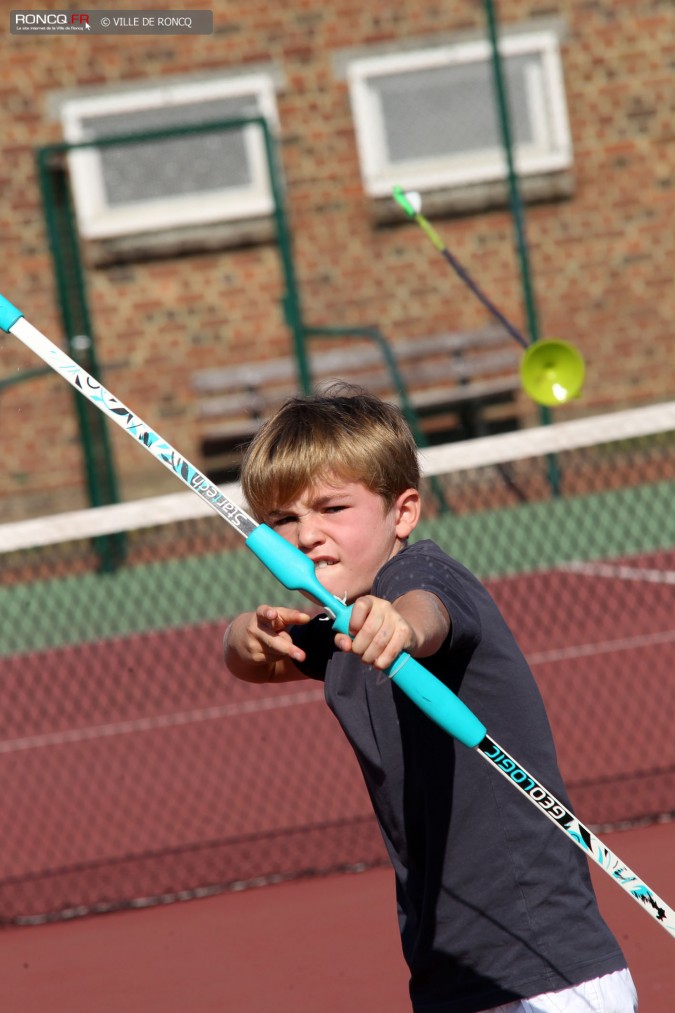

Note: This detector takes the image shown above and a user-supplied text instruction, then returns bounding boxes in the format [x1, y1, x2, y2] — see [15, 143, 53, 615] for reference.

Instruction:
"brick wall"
[0, 0, 673, 520]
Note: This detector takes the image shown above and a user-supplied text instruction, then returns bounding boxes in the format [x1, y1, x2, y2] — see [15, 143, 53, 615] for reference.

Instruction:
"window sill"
[370, 169, 575, 226]
[81, 216, 276, 267]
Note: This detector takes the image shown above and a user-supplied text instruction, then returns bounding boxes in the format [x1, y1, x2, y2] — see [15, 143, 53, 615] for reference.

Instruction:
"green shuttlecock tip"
[392, 185, 417, 218]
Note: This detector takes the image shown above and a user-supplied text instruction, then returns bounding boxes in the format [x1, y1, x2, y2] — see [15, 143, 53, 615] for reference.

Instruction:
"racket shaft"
[479, 735, 675, 938]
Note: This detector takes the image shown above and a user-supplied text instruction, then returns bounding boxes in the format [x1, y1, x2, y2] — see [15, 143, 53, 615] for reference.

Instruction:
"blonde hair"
[241, 384, 420, 520]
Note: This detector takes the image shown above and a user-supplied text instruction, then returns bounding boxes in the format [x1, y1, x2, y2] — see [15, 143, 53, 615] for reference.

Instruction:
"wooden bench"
[192, 327, 522, 481]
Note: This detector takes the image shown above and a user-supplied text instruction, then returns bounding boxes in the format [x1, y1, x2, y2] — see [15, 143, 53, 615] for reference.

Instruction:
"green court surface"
[1, 481, 673, 655]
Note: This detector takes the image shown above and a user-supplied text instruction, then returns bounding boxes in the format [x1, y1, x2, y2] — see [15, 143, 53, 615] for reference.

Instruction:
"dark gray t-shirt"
[293, 540, 625, 1012]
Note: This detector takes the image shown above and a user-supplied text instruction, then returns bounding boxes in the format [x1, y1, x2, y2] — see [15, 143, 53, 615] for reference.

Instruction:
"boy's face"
[264, 475, 420, 604]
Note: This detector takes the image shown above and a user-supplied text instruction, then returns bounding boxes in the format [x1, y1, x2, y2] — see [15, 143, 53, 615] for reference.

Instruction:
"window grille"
[347, 32, 572, 197]
[61, 75, 279, 239]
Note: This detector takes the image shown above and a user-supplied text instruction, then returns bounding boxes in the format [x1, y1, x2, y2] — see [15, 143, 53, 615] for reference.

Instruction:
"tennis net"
[1, 400, 674, 924]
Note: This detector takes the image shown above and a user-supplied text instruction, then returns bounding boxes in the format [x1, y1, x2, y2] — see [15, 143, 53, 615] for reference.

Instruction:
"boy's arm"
[224, 606, 311, 684]
[334, 589, 450, 672]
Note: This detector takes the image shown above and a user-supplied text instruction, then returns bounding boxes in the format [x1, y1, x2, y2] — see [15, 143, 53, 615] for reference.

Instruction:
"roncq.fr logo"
[14, 13, 91, 26]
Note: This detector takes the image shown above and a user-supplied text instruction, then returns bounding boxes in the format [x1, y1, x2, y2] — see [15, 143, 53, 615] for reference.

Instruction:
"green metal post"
[0, 366, 53, 393]
[484, 4, 538, 331]
[37, 149, 121, 507]
[260, 122, 312, 395]
[37, 147, 125, 569]
[483, 0, 560, 491]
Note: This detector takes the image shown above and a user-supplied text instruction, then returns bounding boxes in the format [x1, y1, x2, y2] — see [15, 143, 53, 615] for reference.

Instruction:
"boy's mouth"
[315, 560, 336, 569]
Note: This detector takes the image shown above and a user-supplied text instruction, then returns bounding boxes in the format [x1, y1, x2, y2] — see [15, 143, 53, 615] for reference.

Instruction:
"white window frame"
[347, 31, 572, 198]
[61, 75, 279, 239]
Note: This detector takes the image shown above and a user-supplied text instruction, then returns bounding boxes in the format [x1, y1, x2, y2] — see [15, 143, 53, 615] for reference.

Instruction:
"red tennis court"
[2, 819, 674, 1011]
[2, 551, 674, 922]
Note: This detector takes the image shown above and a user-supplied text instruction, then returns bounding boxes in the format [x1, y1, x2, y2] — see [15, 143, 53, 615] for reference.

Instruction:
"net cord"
[1, 399, 674, 553]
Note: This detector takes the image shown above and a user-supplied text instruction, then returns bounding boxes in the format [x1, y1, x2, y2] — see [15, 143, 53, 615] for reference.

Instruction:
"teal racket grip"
[246, 524, 352, 623]
[387, 653, 486, 748]
[245, 524, 487, 749]
[0, 294, 24, 332]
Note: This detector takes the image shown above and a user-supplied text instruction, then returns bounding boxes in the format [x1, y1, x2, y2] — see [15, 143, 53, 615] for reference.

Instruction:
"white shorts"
[484, 968, 638, 1012]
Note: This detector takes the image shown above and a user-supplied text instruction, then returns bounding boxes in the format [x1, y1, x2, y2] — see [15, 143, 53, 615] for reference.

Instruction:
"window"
[347, 31, 572, 198]
[60, 75, 279, 239]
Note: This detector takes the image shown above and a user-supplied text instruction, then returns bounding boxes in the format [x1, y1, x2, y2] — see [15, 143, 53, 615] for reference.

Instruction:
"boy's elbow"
[230, 665, 272, 684]
[223, 643, 272, 684]
[225, 651, 303, 685]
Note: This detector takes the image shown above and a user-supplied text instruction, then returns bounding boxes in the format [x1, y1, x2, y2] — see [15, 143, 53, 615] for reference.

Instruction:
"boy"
[224, 387, 636, 1012]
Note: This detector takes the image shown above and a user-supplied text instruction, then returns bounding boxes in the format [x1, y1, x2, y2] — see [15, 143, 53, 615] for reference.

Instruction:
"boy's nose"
[296, 516, 322, 549]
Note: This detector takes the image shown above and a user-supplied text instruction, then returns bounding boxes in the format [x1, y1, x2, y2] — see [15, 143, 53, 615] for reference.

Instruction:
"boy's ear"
[394, 488, 421, 539]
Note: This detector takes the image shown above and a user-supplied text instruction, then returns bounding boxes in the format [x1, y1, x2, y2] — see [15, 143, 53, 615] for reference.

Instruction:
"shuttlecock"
[405, 190, 422, 214]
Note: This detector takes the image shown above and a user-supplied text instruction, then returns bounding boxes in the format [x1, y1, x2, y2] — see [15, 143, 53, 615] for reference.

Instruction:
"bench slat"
[191, 326, 516, 393]
[192, 328, 523, 471]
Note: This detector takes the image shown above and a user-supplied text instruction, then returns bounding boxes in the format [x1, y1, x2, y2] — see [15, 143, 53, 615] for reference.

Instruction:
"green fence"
[1, 409, 674, 923]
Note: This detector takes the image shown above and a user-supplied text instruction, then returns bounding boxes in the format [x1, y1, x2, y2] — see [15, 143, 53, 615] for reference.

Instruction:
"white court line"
[3, 629, 675, 756]
[0, 688, 325, 755]
[561, 561, 675, 585]
[527, 628, 675, 665]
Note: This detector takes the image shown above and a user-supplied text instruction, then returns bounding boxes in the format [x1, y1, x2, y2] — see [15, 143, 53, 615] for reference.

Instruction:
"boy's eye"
[271, 514, 296, 529]
[269, 503, 348, 527]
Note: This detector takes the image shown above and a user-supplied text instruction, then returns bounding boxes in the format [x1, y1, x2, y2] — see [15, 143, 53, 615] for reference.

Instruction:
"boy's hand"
[224, 606, 311, 683]
[333, 590, 450, 671]
[334, 595, 417, 671]
[241, 605, 310, 666]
